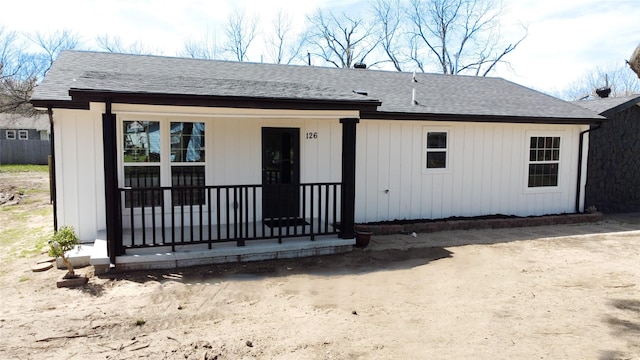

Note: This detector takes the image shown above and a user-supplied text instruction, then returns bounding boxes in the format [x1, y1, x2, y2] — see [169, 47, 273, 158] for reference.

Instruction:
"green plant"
[48, 226, 79, 279]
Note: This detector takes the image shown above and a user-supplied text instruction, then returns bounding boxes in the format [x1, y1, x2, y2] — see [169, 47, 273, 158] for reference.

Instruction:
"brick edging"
[354, 212, 604, 235]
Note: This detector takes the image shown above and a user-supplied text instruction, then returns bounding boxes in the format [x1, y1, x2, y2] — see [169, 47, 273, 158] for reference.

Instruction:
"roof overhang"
[30, 88, 382, 112]
[599, 96, 640, 118]
[361, 110, 606, 125]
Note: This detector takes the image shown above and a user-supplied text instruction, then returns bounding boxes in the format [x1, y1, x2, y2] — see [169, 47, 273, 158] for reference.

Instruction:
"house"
[573, 95, 640, 212]
[0, 113, 50, 165]
[30, 51, 603, 270]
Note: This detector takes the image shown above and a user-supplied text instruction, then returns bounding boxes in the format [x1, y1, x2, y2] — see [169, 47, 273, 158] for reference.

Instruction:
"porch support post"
[103, 100, 122, 265]
[339, 117, 359, 239]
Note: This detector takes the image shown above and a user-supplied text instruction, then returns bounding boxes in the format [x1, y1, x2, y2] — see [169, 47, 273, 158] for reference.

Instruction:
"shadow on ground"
[98, 247, 453, 286]
[600, 299, 640, 359]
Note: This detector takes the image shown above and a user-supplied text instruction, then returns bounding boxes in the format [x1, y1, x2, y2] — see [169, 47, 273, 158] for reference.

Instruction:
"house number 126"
[306, 132, 318, 139]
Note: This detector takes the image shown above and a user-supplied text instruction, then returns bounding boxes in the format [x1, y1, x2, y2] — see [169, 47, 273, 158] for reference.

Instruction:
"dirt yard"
[1, 169, 640, 359]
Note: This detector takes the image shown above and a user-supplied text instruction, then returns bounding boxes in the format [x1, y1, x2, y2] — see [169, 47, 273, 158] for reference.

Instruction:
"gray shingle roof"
[32, 50, 603, 123]
[571, 95, 640, 118]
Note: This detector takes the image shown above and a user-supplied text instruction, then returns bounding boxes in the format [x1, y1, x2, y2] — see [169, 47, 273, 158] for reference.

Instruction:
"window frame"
[5, 130, 16, 140]
[422, 127, 450, 173]
[524, 132, 562, 193]
[18, 130, 28, 140]
[119, 117, 207, 209]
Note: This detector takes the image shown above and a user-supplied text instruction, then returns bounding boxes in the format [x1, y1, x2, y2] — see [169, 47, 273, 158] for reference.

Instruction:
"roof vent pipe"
[412, 88, 418, 105]
[354, 62, 367, 69]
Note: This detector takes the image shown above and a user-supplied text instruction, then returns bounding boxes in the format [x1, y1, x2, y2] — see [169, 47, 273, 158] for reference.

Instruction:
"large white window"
[424, 129, 449, 170]
[528, 136, 560, 188]
[121, 120, 206, 208]
[18, 130, 28, 140]
[5, 130, 16, 140]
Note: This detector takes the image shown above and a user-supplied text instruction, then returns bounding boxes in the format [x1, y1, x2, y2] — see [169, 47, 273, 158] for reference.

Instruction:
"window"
[424, 130, 448, 169]
[5, 130, 16, 140]
[170, 122, 205, 206]
[123, 121, 161, 207]
[528, 136, 560, 187]
[122, 120, 206, 207]
[18, 130, 28, 140]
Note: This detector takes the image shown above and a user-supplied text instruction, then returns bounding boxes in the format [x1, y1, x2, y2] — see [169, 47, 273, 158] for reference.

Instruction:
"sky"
[1, 0, 638, 94]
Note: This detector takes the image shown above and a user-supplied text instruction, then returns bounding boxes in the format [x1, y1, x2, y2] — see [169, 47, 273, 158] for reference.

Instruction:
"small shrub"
[48, 226, 79, 279]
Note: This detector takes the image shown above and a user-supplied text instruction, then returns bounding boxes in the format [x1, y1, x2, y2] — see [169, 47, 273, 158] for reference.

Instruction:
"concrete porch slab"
[87, 234, 355, 273]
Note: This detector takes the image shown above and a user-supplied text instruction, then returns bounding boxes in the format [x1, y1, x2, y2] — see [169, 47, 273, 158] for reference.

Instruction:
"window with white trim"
[122, 120, 206, 208]
[528, 136, 560, 187]
[6, 130, 16, 140]
[170, 122, 205, 206]
[424, 129, 448, 170]
[18, 130, 28, 140]
[123, 121, 161, 208]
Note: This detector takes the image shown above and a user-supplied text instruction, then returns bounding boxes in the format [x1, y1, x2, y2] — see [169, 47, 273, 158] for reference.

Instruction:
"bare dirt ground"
[1, 170, 640, 359]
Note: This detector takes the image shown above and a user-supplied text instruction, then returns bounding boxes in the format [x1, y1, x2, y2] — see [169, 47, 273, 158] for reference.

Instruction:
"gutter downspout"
[575, 124, 601, 213]
[47, 106, 58, 231]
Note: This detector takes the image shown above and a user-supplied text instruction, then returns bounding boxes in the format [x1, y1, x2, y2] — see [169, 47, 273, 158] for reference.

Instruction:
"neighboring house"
[573, 95, 640, 212]
[30, 51, 603, 267]
[0, 113, 50, 165]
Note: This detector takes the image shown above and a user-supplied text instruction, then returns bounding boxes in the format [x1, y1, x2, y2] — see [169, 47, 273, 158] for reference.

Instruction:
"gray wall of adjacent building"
[0, 129, 50, 165]
[585, 105, 640, 213]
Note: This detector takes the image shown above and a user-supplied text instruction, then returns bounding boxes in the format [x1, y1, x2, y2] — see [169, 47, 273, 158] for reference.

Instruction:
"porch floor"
[89, 230, 355, 273]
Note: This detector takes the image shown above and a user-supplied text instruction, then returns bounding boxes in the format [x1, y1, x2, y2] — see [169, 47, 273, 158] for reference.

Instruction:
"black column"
[102, 102, 122, 264]
[339, 118, 359, 239]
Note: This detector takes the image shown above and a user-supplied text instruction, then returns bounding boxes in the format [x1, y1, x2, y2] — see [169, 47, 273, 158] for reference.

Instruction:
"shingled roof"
[571, 95, 640, 118]
[31, 51, 604, 124]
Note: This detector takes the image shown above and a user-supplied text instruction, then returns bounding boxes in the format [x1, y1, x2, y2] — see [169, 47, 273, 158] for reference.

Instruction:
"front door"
[262, 127, 300, 219]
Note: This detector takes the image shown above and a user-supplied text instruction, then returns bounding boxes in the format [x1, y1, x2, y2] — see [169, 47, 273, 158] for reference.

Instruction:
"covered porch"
[100, 102, 361, 268]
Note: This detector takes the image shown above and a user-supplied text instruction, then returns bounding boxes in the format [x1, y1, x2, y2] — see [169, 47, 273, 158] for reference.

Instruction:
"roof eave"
[599, 95, 640, 118]
[361, 110, 605, 125]
[32, 89, 382, 112]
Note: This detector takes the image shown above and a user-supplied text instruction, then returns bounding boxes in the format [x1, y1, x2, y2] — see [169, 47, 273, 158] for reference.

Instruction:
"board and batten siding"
[354, 120, 588, 223]
[52, 108, 105, 242]
[52, 103, 351, 240]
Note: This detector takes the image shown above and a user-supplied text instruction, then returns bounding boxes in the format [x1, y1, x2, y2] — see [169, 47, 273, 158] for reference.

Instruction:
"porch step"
[82, 234, 355, 273]
[114, 237, 355, 272]
[55, 244, 93, 269]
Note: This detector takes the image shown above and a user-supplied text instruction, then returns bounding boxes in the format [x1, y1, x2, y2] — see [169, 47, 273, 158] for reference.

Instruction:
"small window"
[424, 130, 448, 169]
[18, 130, 28, 140]
[6, 130, 16, 140]
[528, 136, 560, 187]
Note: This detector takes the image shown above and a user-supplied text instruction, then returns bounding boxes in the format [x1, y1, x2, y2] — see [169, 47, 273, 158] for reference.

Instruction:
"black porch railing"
[118, 183, 341, 252]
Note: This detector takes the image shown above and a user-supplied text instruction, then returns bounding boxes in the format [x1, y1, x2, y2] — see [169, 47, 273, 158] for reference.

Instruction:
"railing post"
[339, 118, 359, 239]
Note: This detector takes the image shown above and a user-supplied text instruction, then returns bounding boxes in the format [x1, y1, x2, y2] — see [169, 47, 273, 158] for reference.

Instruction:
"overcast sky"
[1, 0, 638, 94]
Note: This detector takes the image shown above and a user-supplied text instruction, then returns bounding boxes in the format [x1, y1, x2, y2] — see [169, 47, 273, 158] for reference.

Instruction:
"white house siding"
[53, 104, 353, 239]
[354, 119, 588, 223]
[53, 108, 105, 242]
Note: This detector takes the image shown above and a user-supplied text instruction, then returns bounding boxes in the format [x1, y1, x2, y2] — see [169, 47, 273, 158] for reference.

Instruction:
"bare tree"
[557, 64, 640, 101]
[30, 29, 81, 76]
[372, 0, 406, 71]
[264, 9, 306, 64]
[95, 34, 160, 55]
[306, 9, 380, 68]
[181, 30, 219, 60]
[1, 28, 38, 115]
[1, 28, 80, 115]
[406, 0, 526, 76]
[222, 9, 259, 62]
